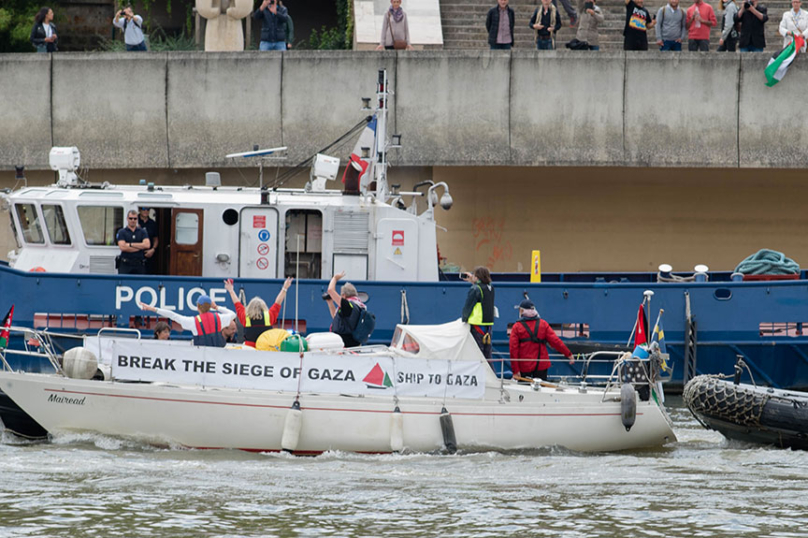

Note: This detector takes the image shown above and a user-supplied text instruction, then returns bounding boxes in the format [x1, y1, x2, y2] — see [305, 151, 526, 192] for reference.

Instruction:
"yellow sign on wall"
[530, 250, 541, 283]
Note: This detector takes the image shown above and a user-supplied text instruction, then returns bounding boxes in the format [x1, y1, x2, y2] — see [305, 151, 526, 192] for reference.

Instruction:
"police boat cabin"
[3, 148, 453, 282]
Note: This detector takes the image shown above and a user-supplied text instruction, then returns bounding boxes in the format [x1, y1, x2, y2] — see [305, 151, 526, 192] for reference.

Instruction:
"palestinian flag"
[0, 305, 14, 349]
[765, 34, 805, 87]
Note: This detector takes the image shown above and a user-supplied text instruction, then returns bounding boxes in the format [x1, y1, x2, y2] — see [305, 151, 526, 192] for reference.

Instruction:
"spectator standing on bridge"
[486, 0, 515, 50]
[284, 5, 294, 49]
[30, 7, 57, 53]
[509, 300, 575, 381]
[735, 0, 768, 51]
[139, 296, 236, 348]
[137, 207, 159, 274]
[116, 209, 150, 275]
[655, 0, 687, 50]
[113, 6, 148, 51]
[686, 0, 717, 50]
[575, 0, 604, 49]
[624, 0, 655, 50]
[461, 266, 495, 362]
[530, 0, 563, 49]
[718, 0, 740, 50]
[376, 0, 413, 50]
[254, 0, 289, 51]
[778, 0, 808, 51]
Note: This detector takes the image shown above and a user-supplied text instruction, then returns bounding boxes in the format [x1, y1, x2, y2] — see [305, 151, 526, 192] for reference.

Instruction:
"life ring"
[29, 266, 46, 272]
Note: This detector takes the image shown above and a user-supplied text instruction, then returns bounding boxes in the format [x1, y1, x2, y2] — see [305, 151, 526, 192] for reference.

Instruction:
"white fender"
[62, 347, 98, 380]
[281, 401, 303, 452]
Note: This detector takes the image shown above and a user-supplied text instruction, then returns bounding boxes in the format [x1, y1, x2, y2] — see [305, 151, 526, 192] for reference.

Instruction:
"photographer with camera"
[734, 0, 768, 50]
[113, 5, 147, 51]
[460, 267, 496, 362]
[253, 0, 289, 51]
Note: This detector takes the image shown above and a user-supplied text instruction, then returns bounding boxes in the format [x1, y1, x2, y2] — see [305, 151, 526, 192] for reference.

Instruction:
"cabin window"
[42, 205, 71, 245]
[14, 203, 45, 244]
[285, 210, 322, 279]
[8, 214, 21, 249]
[77, 206, 124, 246]
[175, 212, 199, 245]
[223, 209, 239, 226]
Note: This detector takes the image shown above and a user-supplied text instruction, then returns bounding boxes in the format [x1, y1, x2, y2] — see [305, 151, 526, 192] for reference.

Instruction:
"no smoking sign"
[256, 257, 269, 270]
[257, 243, 269, 255]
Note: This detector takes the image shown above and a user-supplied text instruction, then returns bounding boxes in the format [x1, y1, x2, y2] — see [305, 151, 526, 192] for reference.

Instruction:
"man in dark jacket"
[486, 0, 516, 49]
[735, 0, 768, 51]
[253, 0, 288, 50]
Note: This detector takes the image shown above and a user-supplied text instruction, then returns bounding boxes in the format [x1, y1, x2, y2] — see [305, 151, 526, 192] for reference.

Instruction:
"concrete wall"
[1, 50, 807, 170]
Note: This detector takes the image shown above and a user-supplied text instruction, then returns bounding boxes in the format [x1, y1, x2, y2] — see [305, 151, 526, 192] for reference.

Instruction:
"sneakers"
[569, 14, 578, 27]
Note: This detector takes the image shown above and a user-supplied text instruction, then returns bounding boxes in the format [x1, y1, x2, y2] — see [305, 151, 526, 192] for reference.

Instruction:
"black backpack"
[351, 307, 376, 345]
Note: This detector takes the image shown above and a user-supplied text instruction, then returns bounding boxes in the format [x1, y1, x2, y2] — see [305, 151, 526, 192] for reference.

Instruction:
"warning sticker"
[393, 247, 402, 256]
[253, 215, 266, 228]
[257, 243, 269, 255]
[256, 257, 269, 270]
[392, 230, 405, 246]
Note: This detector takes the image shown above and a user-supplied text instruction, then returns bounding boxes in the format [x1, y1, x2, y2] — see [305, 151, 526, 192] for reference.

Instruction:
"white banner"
[106, 340, 485, 399]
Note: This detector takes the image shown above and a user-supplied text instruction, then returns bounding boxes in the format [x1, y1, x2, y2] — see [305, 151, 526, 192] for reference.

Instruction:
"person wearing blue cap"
[139, 294, 236, 347]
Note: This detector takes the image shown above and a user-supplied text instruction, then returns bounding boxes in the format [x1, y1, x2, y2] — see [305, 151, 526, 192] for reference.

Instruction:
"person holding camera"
[116, 209, 150, 274]
[461, 267, 496, 362]
[30, 7, 58, 53]
[253, 0, 289, 51]
[778, 0, 808, 52]
[113, 5, 147, 51]
[734, 0, 768, 51]
[575, 0, 604, 50]
[529, 0, 563, 50]
[655, 0, 687, 50]
[718, 0, 740, 51]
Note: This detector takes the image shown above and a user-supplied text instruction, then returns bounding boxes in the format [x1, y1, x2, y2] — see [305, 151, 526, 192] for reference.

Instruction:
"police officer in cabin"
[116, 209, 150, 274]
[139, 295, 236, 348]
[137, 207, 159, 274]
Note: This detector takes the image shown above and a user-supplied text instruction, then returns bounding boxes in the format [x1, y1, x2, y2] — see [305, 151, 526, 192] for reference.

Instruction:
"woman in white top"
[30, 7, 57, 53]
[376, 0, 414, 50]
[779, 0, 808, 51]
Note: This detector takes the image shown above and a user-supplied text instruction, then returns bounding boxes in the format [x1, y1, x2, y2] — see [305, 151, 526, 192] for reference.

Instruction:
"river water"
[2, 397, 807, 538]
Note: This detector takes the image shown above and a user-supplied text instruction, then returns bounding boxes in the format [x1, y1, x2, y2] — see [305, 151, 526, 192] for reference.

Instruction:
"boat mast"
[374, 69, 392, 204]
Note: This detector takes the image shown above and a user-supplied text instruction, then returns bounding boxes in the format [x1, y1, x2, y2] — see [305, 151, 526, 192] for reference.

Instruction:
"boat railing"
[0, 326, 65, 374]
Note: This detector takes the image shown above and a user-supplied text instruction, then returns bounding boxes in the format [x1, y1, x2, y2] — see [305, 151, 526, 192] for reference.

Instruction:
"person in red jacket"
[509, 299, 575, 380]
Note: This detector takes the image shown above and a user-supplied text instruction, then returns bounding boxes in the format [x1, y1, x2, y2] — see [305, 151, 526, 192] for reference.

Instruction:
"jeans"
[688, 39, 709, 51]
[536, 38, 554, 50]
[260, 41, 287, 51]
[740, 46, 764, 52]
[660, 40, 682, 51]
[126, 41, 147, 51]
[490, 43, 512, 50]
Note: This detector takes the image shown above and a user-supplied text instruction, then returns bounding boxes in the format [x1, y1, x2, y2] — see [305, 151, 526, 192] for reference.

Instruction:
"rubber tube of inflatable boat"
[439, 406, 457, 454]
[621, 384, 637, 432]
[390, 406, 404, 453]
[281, 400, 303, 452]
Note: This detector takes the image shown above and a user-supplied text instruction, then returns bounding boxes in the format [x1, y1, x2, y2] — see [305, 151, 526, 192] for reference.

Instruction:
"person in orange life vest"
[224, 277, 292, 348]
[461, 266, 495, 360]
[139, 295, 236, 348]
[509, 299, 574, 381]
[326, 271, 365, 348]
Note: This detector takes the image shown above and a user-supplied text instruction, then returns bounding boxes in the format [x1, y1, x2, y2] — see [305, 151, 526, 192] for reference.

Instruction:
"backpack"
[351, 306, 376, 345]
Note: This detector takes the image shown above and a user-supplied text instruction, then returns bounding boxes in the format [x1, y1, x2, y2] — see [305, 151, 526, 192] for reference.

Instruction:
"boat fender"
[439, 406, 457, 454]
[281, 400, 303, 453]
[62, 347, 98, 380]
[390, 406, 404, 453]
[621, 383, 637, 432]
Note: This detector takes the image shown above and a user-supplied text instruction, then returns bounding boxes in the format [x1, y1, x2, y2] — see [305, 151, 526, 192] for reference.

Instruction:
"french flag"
[342, 116, 377, 193]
